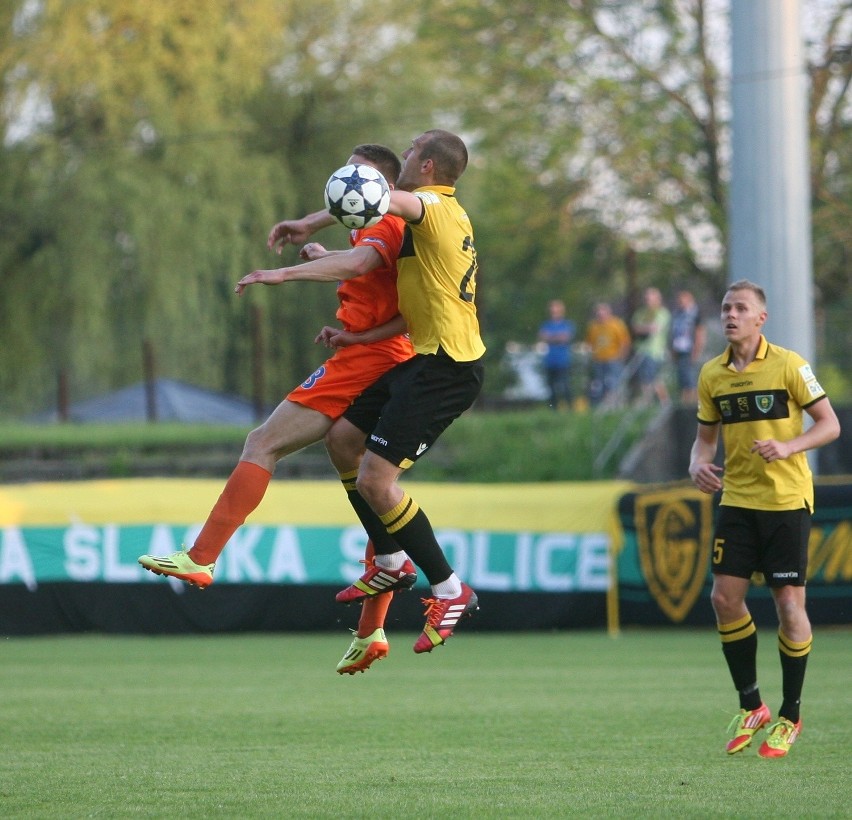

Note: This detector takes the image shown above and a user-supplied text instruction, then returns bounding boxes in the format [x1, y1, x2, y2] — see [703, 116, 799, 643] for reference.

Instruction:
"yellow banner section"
[0, 478, 631, 532]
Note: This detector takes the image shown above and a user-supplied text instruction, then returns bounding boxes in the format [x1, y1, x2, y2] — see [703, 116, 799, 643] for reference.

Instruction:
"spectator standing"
[631, 286, 672, 406]
[670, 289, 706, 405]
[584, 302, 631, 407]
[538, 299, 575, 410]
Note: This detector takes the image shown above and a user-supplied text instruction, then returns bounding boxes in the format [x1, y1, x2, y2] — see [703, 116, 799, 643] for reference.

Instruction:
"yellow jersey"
[396, 185, 486, 362]
[697, 336, 827, 511]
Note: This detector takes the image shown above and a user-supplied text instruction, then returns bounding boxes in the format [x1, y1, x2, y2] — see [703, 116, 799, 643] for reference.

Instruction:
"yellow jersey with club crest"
[697, 335, 828, 510]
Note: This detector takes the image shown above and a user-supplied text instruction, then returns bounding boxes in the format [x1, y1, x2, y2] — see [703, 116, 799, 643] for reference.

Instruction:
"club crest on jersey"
[756, 395, 774, 414]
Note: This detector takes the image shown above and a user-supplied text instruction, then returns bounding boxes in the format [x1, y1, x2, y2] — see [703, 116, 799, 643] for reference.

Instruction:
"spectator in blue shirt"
[538, 299, 575, 410]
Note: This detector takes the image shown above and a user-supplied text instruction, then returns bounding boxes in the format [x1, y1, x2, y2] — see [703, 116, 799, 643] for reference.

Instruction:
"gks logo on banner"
[634, 490, 715, 622]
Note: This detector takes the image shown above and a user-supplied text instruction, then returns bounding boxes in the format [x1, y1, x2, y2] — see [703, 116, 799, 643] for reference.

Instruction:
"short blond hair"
[726, 279, 766, 308]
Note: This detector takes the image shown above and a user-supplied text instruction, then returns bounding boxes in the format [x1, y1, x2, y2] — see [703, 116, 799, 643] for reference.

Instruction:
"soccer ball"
[324, 163, 391, 229]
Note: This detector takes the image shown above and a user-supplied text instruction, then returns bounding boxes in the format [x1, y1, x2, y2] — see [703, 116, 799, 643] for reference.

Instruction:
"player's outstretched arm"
[235, 245, 382, 295]
[267, 210, 337, 254]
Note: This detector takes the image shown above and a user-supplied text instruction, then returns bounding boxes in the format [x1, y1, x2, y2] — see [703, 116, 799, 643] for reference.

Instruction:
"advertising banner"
[0, 478, 629, 634]
[614, 479, 852, 628]
[0, 522, 613, 593]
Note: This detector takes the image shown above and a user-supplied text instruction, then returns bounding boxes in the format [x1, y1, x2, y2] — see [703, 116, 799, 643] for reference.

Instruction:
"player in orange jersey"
[138, 144, 413, 672]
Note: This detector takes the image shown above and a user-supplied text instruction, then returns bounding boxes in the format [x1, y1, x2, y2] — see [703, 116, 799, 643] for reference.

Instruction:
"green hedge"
[0, 408, 656, 482]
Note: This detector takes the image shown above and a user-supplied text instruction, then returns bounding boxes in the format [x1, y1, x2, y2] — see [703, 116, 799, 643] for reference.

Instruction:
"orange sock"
[357, 540, 393, 638]
[359, 594, 393, 637]
[188, 460, 272, 565]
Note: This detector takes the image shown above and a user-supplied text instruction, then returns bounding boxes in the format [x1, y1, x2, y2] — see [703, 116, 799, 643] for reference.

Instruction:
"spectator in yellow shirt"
[584, 302, 631, 407]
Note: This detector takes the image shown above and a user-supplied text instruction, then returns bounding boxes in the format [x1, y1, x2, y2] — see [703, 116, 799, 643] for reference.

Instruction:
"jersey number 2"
[459, 236, 477, 302]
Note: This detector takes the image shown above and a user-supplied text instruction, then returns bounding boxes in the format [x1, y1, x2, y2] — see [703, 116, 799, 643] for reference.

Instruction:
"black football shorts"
[711, 504, 811, 587]
[342, 348, 484, 469]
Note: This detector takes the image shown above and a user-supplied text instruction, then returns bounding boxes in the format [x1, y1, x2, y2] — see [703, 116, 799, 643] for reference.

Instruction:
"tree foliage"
[415, 0, 850, 349]
[0, 0, 849, 418]
[0, 0, 431, 414]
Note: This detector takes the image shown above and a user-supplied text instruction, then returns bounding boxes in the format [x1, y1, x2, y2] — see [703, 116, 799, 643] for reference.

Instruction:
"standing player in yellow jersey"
[688, 280, 840, 758]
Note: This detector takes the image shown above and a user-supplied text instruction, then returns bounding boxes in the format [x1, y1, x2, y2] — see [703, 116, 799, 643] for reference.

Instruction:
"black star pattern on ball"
[339, 168, 371, 195]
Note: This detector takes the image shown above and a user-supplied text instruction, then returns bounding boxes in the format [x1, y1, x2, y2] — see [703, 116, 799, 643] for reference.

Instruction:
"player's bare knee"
[325, 423, 364, 467]
[240, 426, 263, 460]
[710, 586, 743, 621]
[241, 424, 278, 462]
[354, 471, 381, 508]
[771, 586, 808, 631]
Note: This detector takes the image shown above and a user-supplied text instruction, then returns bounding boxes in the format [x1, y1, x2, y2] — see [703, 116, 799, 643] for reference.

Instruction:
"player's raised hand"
[267, 219, 313, 254]
[234, 269, 286, 296]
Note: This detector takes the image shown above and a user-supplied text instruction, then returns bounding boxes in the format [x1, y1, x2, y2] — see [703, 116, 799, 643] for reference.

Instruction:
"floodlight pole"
[729, 0, 817, 469]
[729, 0, 814, 362]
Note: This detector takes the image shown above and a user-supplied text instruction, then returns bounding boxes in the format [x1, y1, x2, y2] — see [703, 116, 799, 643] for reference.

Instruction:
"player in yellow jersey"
[236, 130, 485, 665]
[328, 129, 484, 656]
[275, 131, 484, 658]
[688, 280, 840, 758]
[327, 130, 484, 657]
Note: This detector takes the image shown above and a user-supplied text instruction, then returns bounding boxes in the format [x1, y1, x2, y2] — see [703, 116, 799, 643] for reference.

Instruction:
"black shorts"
[342, 348, 484, 468]
[711, 505, 811, 587]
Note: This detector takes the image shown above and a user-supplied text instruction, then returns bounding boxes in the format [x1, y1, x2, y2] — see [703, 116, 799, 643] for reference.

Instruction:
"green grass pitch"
[1, 629, 850, 818]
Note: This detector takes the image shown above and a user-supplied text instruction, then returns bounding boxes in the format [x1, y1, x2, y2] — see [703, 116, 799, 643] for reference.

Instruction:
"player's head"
[721, 279, 767, 342]
[398, 130, 468, 190]
[349, 144, 401, 188]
